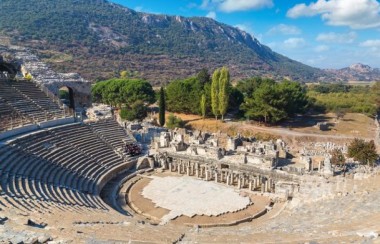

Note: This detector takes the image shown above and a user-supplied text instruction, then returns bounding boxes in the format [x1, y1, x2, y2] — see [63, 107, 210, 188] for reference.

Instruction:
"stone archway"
[59, 86, 75, 110]
[0, 57, 19, 80]
[43, 78, 92, 110]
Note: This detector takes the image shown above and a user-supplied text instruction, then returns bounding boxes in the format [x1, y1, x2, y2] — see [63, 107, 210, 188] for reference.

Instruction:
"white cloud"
[316, 31, 357, 43]
[219, 0, 273, 12]
[360, 39, 380, 51]
[287, 0, 380, 29]
[201, 0, 273, 12]
[314, 45, 330, 52]
[267, 24, 301, 35]
[360, 39, 380, 47]
[206, 11, 217, 19]
[201, 0, 211, 9]
[283, 38, 306, 49]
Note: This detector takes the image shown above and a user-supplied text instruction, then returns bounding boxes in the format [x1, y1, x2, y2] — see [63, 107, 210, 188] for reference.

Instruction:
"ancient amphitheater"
[0, 46, 380, 243]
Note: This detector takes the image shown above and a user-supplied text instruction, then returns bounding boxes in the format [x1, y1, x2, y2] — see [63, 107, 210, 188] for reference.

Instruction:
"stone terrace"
[0, 120, 136, 216]
[0, 78, 65, 129]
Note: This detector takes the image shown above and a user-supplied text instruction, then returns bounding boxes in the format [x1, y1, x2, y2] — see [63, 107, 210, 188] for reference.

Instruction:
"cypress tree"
[159, 87, 166, 126]
[211, 69, 221, 120]
[200, 93, 206, 119]
[218, 67, 230, 121]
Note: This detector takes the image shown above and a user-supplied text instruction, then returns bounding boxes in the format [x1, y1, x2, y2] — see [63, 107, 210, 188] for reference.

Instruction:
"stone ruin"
[1, 44, 92, 109]
[299, 141, 349, 176]
[151, 129, 281, 170]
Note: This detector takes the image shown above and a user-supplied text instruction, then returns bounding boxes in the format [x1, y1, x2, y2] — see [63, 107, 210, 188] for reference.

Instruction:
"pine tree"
[211, 68, 221, 120]
[218, 67, 230, 121]
[159, 87, 166, 126]
[200, 93, 206, 119]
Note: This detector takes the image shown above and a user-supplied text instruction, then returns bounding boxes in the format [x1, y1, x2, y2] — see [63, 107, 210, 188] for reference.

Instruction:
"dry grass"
[165, 112, 375, 139]
[289, 113, 376, 138]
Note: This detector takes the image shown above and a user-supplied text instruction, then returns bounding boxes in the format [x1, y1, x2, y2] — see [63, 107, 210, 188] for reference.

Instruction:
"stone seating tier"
[0, 79, 65, 126]
[0, 121, 136, 213]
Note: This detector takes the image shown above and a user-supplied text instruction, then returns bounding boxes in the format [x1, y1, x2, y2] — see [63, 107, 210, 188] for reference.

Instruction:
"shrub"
[166, 114, 184, 129]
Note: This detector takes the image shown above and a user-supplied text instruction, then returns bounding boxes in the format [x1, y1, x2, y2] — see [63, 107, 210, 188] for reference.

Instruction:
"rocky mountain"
[325, 63, 380, 82]
[0, 0, 328, 84]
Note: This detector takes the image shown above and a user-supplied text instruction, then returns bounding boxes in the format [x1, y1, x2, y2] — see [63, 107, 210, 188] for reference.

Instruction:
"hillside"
[0, 0, 328, 84]
[325, 63, 380, 82]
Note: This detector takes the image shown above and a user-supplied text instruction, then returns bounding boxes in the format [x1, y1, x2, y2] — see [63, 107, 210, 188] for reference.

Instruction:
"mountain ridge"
[0, 0, 333, 83]
[325, 63, 380, 82]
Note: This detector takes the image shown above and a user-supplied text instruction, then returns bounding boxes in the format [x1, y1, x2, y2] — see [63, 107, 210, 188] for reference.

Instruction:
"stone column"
[205, 170, 210, 181]
[196, 168, 200, 178]
[237, 178, 242, 189]
[169, 163, 172, 172]
[178, 163, 181, 174]
[187, 166, 190, 176]
[249, 180, 253, 191]
[214, 172, 218, 183]
[261, 183, 265, 193]
[318, 161, 322, 172]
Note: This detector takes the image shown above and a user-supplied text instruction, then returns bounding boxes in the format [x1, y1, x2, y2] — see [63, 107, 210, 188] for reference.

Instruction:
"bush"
[166, 114, 184, 129]
[119, 100, 147, 121]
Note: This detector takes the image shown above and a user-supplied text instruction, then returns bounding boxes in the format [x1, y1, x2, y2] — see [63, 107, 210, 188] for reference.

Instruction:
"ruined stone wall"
[4, 45, 92, 109]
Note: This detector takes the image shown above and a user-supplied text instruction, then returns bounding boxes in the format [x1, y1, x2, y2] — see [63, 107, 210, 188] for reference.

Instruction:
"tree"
[200, 93, 206, 119]
[348, 139, 378, 167]
[165, 77, 203, 114]
[120, 70, 139, 79]
[218, 67, 230, 121]
[240, 79, 309, 124]
[120, 70, 128, 79]
[197, 68, 211, 85]
[91, 78, 155, 107]
[159, 87, 166, 126]
[236, 77, 265, 98]
[277, 80, 309, 116]
[119, 100, 147, 121]
[211, 68, 221, 120]
[241, 81, 286, 124]
[166, 114, 184, 129]
[331, 149, 346, 175]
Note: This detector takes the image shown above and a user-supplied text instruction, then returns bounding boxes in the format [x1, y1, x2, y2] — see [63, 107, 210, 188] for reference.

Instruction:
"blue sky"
[111, 0, 380, 69]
